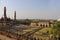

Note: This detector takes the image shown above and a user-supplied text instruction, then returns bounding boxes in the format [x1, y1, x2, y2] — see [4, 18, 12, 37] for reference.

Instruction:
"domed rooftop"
[57, 19, 60, 21]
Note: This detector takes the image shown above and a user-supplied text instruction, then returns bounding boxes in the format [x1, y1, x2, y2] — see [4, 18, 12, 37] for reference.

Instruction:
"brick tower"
[14, 11, 16, 21]
[3, 6, 7, 25]
[4, 7, 7, 22]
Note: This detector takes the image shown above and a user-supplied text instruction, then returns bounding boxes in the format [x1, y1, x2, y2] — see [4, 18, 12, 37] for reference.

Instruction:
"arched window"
[43, 24, 45, 27]
[46, 24, 48, 27]
[40, 24, 42, 27]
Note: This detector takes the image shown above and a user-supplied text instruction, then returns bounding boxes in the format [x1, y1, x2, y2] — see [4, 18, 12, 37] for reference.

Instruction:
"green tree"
[54, 21, 60, 35]
[48, 28, 58, 35]
[55, 21, 60, 28]
[19, 19, 31, 25]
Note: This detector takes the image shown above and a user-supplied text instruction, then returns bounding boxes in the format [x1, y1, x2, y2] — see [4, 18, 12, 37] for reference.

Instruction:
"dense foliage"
[56, 21, 60, 28]
[18, 19, 31, 25]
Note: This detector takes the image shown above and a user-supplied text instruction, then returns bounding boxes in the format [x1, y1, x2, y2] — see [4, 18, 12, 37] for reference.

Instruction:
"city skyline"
[0, 0, 60, 19]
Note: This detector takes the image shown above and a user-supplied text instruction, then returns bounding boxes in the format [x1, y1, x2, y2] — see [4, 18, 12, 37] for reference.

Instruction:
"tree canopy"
[55, 21, 60, 28]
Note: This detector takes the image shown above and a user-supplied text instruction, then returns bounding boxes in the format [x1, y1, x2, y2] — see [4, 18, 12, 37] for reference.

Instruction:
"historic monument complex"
[0, 7, 59, 40]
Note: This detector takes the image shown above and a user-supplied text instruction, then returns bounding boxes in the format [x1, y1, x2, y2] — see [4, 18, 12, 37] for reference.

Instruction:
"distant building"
[30, 22, 37, 27]
[38, 20, 53, 27]
[30, 20, 54, 27]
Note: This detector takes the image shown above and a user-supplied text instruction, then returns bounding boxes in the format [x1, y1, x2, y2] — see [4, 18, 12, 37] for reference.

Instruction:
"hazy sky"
[0, 0, 60, 19]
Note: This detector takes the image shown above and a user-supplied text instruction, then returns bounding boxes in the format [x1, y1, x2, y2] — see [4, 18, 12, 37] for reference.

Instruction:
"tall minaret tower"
[14, 11, 16, 21]
[4, 7, 7, 22]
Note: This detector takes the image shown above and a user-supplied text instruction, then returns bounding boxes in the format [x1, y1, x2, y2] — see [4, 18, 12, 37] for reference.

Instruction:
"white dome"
[57, 19, 60, 21]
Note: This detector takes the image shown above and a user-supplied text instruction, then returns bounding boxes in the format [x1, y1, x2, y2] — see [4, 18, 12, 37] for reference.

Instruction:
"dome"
[57, 19, 60, 21]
